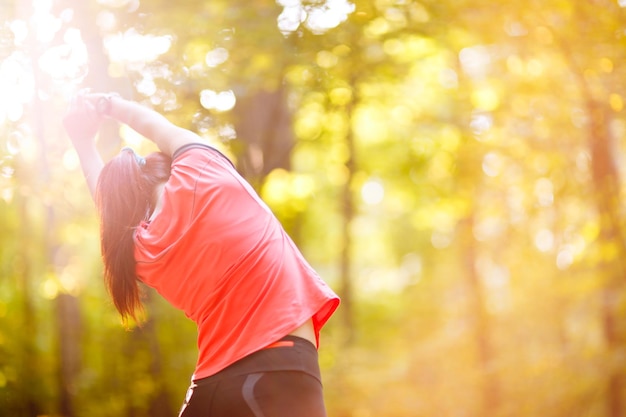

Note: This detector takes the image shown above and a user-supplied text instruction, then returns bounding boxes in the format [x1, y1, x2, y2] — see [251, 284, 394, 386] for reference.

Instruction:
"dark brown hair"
[95, 150, 172, 323]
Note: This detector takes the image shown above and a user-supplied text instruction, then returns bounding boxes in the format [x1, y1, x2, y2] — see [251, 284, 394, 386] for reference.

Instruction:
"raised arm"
[62, 93, 105, 198]
[63, 91, 203, 197]
[98, 94, 201, 156]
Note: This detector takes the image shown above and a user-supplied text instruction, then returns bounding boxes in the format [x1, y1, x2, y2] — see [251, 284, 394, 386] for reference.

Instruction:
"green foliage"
[1, 0, 626, 416]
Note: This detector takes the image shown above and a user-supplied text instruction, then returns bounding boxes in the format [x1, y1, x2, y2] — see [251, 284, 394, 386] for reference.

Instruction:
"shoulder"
[172, 143, 235, 168]
[165, 143, 241, 201]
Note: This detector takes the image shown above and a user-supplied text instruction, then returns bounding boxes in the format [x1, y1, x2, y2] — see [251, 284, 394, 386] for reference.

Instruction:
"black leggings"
[178, 336, 328, 417]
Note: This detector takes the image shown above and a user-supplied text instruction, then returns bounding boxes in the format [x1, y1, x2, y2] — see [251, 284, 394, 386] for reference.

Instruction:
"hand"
[62, 90, 103, 146]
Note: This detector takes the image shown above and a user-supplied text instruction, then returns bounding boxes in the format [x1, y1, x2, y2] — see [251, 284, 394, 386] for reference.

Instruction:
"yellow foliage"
[610, 93, 623, 112]
[352, 105, 389, 144]
[365, 17, 391, 38]
[329, 87, 352, 106]
[183, 39, 210, 64]
[471, 86, 500, 111]
[316, 50, 338, 69]
[261, 169, 316, 212]
[326, 164, 350, 186]
[294, 103, 325, 140]
[427, 151, 454, 181]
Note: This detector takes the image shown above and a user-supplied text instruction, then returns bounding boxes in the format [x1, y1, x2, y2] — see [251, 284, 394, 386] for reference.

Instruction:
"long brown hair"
[95, 149, 172, 323]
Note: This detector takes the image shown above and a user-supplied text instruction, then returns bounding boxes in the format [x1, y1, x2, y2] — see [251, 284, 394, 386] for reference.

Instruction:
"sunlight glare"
[6, 131, 23, 155]
[200, 89, 236, 112]
[292, 174, 315, 199]
[277, 0, 354, 34]
[62, 148, 80, 171]
[205, 47, 229, 67]
[470, 112, 492, 136]
[482, 151, 503, 177]
[96, 10, 117, 31]
[136, 77, 157, 96]
[534, 228, 554, 252]
[97, 0, 140, 12]
[104, 29, 172, 64]
[34, 0, 53, 11]
[353, 106, 388, 144]
[10, 20, 28, 45]
[40, 276, 59, 300]
[60, 265, 82, 296]
[556, 246, 574, 269]
[306, 0, 355, 33]
[534, 178, 554, 207]
[0, 54, 34, 124]
[0, 158, 14, 179]
[38, 28, 88, 81]
[277, 2, 306, 34]
[262, 169, 291, 206]
[1, 188, 13, 204]
[460, 45, 492, 78]
[32, 0, 61, 43]
[471, 86, 500, 111]
[361, 178, 384, 205]
[120, 124, 145, 147]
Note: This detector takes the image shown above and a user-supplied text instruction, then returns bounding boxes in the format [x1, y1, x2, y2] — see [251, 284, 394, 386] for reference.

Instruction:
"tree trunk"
[586, 99, 626, 417]
[15, 191, 43, 417]
[55, 294, 82, 417]
[460, 215, 500, 416]
[556, 10, 626, 414]
[339, 101, 356, 345]
[144, 292, 175, 417]
[5, 122, 50, 417]
[233, 85, 294, 189]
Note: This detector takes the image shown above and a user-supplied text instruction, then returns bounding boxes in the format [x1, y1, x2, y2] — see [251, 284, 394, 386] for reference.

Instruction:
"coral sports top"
[133, 144, 340, 380]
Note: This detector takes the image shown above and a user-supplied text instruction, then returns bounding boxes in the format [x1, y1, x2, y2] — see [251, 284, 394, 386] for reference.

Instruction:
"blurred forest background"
[0, 0, 626, 416]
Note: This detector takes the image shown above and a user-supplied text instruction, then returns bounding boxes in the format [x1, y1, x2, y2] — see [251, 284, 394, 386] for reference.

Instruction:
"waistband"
[193, 336, 321, 385]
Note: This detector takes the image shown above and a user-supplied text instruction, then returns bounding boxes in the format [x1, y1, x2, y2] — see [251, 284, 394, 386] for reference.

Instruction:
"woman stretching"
[63, 91, 340, 417]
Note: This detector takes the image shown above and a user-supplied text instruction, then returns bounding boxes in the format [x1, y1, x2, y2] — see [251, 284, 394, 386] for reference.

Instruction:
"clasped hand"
[62, 90, 112, 146]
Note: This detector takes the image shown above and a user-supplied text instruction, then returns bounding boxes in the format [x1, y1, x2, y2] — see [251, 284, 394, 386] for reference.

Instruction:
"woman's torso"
[133, 145, 339, 379]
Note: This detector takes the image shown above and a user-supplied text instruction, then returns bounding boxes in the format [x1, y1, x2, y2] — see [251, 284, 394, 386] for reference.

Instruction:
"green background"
[0, 0, 625, 416]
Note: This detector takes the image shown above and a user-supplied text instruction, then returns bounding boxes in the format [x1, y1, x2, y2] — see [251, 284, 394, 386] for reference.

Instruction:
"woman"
[63, 91, 340, 417]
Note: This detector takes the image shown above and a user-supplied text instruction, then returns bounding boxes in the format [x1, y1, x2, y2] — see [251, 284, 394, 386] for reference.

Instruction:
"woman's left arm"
[62, 93, 105, 199]
[86, 93, 201, 157]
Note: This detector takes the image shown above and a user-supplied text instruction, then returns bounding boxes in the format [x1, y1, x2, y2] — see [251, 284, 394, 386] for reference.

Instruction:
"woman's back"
[134, 144, 339, 380]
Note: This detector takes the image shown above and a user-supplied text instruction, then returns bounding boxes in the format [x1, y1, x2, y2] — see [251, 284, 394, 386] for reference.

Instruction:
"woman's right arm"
[94, 94, 202, 157]
[64, 92, 205, 198]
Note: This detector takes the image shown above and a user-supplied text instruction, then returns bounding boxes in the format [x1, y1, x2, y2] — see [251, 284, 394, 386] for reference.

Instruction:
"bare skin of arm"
[63, 92, 202, 198]
[63, 91, 318, 347]
[104, 95, 200, 157]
